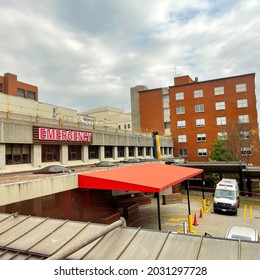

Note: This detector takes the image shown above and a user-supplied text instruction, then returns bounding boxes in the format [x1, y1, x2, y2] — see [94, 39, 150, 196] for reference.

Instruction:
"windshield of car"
[215, 189, 236, 200]
[230, 234, 252, 241]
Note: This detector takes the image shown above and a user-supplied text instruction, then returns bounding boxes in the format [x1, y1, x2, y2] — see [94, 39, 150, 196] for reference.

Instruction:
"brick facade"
[0, 72, 38, 101]
[138, 73, 260, 165]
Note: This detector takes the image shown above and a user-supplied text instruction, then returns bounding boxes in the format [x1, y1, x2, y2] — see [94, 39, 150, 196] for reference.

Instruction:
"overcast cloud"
[0, 0, 259, 116]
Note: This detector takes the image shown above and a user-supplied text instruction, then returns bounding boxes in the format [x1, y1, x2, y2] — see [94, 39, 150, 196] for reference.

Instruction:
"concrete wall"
[0, 174, 78, 206]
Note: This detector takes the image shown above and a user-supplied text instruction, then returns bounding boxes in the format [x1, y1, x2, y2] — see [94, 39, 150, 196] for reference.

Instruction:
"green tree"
[210, 139, 234, 161]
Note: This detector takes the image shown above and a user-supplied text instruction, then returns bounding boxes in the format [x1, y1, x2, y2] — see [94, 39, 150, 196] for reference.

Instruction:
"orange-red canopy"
[78, 163, 203, 193]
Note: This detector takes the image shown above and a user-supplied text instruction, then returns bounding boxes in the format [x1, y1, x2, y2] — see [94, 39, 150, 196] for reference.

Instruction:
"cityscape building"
[131, 73, 260, 164]
[0, 72, 173, 173]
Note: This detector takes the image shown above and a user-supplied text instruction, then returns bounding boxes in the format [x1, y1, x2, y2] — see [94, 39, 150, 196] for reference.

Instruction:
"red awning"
[78, 163, 203, 193]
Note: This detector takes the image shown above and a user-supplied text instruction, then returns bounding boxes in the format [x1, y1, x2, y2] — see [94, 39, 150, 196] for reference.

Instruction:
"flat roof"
[1, 213, 260, 260]
[78, 163, 203, 193]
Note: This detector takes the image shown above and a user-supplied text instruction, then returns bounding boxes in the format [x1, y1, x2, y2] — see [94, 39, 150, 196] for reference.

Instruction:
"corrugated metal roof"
[1, 213, 260, 260]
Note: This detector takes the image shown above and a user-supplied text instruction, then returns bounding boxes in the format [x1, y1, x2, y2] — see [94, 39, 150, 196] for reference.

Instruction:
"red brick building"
[135, 73, 260, 165]
[0, 72, 38, 101]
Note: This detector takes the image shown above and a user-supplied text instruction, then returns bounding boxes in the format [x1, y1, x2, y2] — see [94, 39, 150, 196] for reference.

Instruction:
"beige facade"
[79, 106, 132, 131]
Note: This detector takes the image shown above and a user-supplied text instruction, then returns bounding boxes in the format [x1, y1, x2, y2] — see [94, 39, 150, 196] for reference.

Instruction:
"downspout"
[47, 218, 125, 260]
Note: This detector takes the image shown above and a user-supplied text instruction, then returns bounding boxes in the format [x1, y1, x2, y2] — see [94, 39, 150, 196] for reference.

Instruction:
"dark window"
[68, 145, 81, 160]
[105, 146, 113, 158]
[89, 145, 99, 159]
[0, 83, 3, 92]
[138, 147, 143, 156]
[6, 144, 31, 165]
[146, 147, 151, 156]
[42, 145, 60, 162]
[128, 146, 134, 157]
[17, 88, 25, 98]
[27, 91, 36, 100]
[118, 146, 125, 157]
[179, 149, 188, 157]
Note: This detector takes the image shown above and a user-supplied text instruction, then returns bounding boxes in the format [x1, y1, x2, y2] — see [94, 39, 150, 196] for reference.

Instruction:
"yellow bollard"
[188, 214, 195, 233]
[202, 198, 207, 213]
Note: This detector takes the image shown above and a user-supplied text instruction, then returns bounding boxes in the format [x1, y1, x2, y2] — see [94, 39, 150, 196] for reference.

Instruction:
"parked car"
[94, 161, 118, 167]
[225, 226, 259, 242]
[33, 165, 74, 174]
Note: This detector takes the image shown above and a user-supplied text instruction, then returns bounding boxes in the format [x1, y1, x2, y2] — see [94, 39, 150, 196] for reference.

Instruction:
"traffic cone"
[199, 209, 203, 218]
[193, 213, 199, 226]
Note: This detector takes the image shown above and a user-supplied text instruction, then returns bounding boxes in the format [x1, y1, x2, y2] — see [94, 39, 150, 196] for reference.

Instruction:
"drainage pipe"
[47, 218, 124, 260]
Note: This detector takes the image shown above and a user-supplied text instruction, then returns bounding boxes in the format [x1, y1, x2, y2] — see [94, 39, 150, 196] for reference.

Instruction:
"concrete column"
[99, 146, 105, 161]
[124, 146, 129, 158]
[113, 146, 118, 160]
[134, 147, 138, 158]
[143, 147, 146, 157]
[0, 144, 5, 170]
[82, 145, 89, 163]
[61, 145, 68, 165]
[32, 144, 41, 168]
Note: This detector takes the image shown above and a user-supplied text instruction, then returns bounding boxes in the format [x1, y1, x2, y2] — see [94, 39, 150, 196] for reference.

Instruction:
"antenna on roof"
[173, 66, 183, 76]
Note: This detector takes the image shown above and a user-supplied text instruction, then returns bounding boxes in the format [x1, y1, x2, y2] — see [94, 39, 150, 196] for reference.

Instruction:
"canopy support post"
[155, 193, 161, 231]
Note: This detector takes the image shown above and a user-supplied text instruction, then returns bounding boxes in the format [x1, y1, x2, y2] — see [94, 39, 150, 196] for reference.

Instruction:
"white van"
[213, 179, 240, 215]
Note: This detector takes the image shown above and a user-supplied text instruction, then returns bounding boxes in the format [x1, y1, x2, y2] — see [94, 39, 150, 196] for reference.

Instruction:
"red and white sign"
[37, 127, 92, 143]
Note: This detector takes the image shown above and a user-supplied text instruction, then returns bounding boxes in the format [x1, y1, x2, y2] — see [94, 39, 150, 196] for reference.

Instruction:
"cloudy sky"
[0, 0, 260, 115]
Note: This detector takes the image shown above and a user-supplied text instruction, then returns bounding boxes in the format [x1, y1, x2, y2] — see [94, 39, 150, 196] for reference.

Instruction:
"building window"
[89, 145, 99, 159]
[216, 117, 227, 126]
[175, 92, 184, 100]
[17, 88, 25, 98]
[238, 114, 249, 123]
[236, 83, 247, 93]
[177, 120, 186, 128]
[68, 145, 81, 160]
[163, 94, 170, 108]
[128, 146, 134, 157]
[194, 89, 203, 98]
[138, 147, 143, 156]
[0, 83, 3, 92]
[218, 132, 228, 140]
[42, 145, 60, 162]
[6, 144, 31, 165]
[179, 149, 188, 157]
[197, 133, 206, 142]
[241, 147, 252, 156]
[215, 101, 225, 110]
[164, 108, 170, 121]
[176, 106, 185, 114]
[118, 125, 121, 129]
[195, 104, 204, 113]
[27, 91, 36, 100]
[105, 146, 113, 158]
[118, 146, 125, 157]
[128, 124, 131, 129]
[196, 118, 205, 127]
[178, 135, 187, 143]
[164, 122, 171, 129]
[240, 131, 251, 139]
[214, 86, 224, 95]
[146, 147, 151, 156]
[237, 99, 248, 108]
[198, 148, 207, 156]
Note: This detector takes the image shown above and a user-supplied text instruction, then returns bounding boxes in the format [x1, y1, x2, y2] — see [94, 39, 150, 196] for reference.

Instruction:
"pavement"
[127, 193, 260, 239]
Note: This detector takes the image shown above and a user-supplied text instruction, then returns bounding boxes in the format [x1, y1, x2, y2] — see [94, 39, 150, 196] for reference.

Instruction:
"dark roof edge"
[169, 73, 256, 89]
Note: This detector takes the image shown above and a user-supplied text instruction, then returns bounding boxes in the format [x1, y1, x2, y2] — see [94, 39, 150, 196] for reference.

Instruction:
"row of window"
[5, 144, 172, 165]
[17, 88, 36, 100]
[176, 99, 248, 114]
[179, 147, 252, 157]
[175, 83, 247, 101]
[178, 130, 251, 143]
[175, 115, 250, 129]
